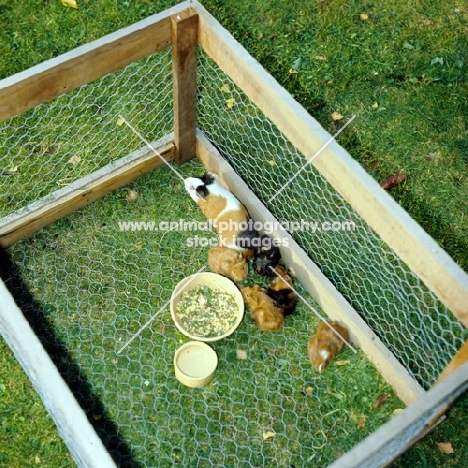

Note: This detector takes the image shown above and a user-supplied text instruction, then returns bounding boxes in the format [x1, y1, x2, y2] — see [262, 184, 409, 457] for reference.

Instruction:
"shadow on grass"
[0, 247, 141, 468]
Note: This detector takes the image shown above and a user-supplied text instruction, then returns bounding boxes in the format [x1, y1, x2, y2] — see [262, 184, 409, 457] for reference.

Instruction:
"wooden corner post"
[171, 10, 198, 165]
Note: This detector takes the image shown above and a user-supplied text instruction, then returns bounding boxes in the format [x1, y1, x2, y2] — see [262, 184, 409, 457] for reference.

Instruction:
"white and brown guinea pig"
[307, 321, 349, 372]
[184, 173, 258, 257]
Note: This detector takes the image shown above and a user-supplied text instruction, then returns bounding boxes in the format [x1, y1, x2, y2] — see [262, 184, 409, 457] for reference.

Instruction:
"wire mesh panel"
[196, 48, 468, 390]
[6, 159, 402, 467]
[0, 47, 173, 217]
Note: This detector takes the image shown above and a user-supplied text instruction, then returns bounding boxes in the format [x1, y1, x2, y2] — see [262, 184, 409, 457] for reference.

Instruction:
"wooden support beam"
[0, 134, 175, 247]
[0, 280, 117, 468]
[0, 2, 192, 123]
[194, 0, 468, 328]
[328, 362, 468, 468]
[171, 10, 199, 165]
[196, 129, 425, 405]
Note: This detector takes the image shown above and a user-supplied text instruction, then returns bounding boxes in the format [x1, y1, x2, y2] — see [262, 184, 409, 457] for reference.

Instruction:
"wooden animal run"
[0, 1, 467, 467]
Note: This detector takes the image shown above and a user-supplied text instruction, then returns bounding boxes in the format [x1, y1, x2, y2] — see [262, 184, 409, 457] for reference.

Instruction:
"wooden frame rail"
[0, 1, 192, 123]
[0, 280, 117, 468]
[193, 0, 468, 328]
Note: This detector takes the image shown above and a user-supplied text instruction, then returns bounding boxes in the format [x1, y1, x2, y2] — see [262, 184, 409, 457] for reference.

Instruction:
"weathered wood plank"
[0, 2, 192, 122]
[171, 10, 198, 165]
[0, 279, 117, 468]
[196, 129, 425, 405]
[194, 0, 468, 328]
[0, 134, 175, 247]
[328, 362, 468, 468]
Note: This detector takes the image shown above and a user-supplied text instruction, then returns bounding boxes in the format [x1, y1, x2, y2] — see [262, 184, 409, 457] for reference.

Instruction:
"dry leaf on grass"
[351, 412, 367, 428]
[437, 442, 454, 454]
[360, 13, 369, 21]
[236, 349, 248, 360]
[380, 174, 408, 190]
[226, 98, 236, 109]
[61, 0, 78, 8]
[116, 116, 124, 127]
[262, 430, 276, 441]
[372, 393, 390, 409]
[392, 408, 404, 417]
[68, 155, 81, 166]
[331, 111, 344, 121]
[335, 360, 351, 366]
[126, 190, 139, 202]
[220, 84, 231, 93]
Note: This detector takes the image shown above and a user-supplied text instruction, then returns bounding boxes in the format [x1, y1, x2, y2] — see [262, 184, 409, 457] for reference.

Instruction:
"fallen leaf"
[291, 58, 302, 71]
[317, 55, 328, 61]
[111, 359, 118, 365]
[61, 0, 78, 8]
[220, 84, 231, 93]
[159, 323, 166, 335]
[226, 98, 236, 109]
[268, 160, 276, 167]
[351, 412, 367, 428]
[331, 111, 344, 121]
[68, 155, 81, 166]
[373, 393, 390, 409]
[288, 68, 298, 75]
[258, 33, 264, 40]
[116, 116, 124, 127]
[126, 190, 139, 202]
[335, 360, 350, 366]
[392, 408, 404, 417]
[437, 442, 454, 454]
[380, 174, 408, 190]
[262, 430, 276, 441]
[372, 102, 379, 109]
[305, 386, 314, 395]
[269, 33, 277, 40]
[360, 13, 369, 20]
[236, 349, 248, 360]
[423, 19, 433, 25]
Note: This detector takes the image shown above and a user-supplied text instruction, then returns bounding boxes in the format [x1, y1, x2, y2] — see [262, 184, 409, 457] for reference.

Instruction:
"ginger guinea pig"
[208, 246, 248, 282]
[241, 284, 285, 332]
[307, 321, 349, 372]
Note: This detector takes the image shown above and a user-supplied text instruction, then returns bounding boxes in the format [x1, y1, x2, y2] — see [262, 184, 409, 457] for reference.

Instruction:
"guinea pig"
[184, 173, 258, 258]
[266, 265, 298, 316]
[252, 234, 281, 276]
[307, 321, 349, 372]
[208, 246, 248, 282]
[240, 284, 285, 332]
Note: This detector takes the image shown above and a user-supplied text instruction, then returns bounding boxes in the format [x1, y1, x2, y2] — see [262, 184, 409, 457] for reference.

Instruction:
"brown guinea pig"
[267, 265, 298, 315]
[208, 246, 248, 282]
[241, 284, 285, 332]
[307, 321, 349, 372]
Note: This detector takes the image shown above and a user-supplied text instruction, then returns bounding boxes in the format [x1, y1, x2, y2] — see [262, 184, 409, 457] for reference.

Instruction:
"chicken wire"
[0, 47, 174, 217]
[196, 48, 468, 390]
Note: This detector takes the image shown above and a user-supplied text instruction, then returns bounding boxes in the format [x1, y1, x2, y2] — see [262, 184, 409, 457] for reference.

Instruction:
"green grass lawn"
[1, 0, 467, 467]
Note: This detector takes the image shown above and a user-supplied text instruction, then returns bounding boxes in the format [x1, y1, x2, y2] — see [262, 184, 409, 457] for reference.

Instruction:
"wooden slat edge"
[0, 279, 117, 468]
[328, 362, 468, 468]
[193, 0, 468, 328]
[0, 2, 192, 122]
[196, 129, 425, 405]
[171, 10, 199, 164]
[0, 133, 175, 247]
